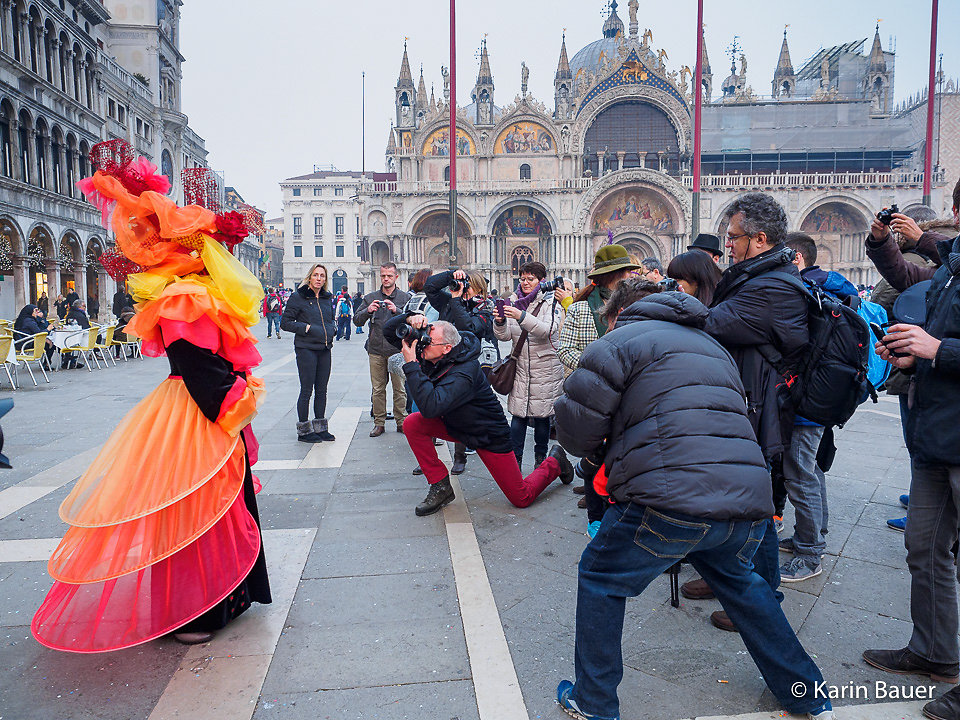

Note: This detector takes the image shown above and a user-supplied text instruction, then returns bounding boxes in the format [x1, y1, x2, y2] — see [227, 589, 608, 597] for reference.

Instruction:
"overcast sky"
[179, 1, 959, 217]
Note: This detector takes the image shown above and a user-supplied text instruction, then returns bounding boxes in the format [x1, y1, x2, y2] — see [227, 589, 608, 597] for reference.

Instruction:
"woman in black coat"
[37, 292, 48, 316]
[280, 264, 338, 443]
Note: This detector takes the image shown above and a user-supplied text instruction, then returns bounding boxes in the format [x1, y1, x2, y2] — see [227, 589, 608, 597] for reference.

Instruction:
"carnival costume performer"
[32, 140, 271, 652]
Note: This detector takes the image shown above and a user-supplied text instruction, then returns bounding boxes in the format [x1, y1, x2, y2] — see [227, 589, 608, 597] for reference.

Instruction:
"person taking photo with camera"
[382, 313, 573, 516]
[493, 261, 564, 469]
[424, 267, 497, 474]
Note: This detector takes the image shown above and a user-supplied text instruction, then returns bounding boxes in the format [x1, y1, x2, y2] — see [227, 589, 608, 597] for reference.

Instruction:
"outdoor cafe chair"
[93, 325, 117, 367]
[61, 326, 101, 371]
[13, 331, 50, 385]
[0, 334, 17, 389]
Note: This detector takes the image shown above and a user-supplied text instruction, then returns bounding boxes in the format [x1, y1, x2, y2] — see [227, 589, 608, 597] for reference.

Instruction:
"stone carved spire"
[772, 27, 795, 98]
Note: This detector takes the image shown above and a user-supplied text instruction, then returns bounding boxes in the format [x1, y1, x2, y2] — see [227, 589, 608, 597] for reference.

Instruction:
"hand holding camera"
[367, 300, 381, 313]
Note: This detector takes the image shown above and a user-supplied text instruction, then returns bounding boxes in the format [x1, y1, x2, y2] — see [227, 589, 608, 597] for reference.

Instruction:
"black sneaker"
[549, 446, 575, 484]
[863, 648, 960, 684]
[924, 685, 960, 720]
[415, 477, 454, 516]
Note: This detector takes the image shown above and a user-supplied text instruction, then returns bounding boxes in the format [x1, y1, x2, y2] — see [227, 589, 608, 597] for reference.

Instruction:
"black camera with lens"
[659, 277, 679, 292]
[449, 278, 464, 292]
[539, 276, 565, 293]
[876, 203, 900, 226]
[397, 323, 433, 347]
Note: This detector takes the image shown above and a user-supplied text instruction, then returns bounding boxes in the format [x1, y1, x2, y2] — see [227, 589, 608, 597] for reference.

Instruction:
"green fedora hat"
[587, 244, 641, 278]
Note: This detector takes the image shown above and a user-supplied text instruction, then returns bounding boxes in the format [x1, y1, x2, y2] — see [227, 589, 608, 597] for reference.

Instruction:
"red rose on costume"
[210, 212, 249, 250]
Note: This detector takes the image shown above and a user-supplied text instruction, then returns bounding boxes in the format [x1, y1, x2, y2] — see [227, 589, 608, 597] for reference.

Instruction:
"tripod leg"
[669, 562, 681, 608]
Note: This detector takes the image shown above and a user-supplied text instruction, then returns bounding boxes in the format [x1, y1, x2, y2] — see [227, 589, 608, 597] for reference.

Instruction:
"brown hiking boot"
[680, 577, 715, 600]
[711, 610, 737, 632]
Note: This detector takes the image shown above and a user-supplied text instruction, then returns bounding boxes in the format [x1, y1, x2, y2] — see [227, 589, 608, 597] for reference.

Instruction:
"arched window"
[519, 163, 531, 180]
[443, 165, 450, 182]
[0, 106, 11, 178]
[78, 140, 89, 179]
[510, 246, 535, 275]
[18, 113, 30, 183]
[34, 120, 47, 189]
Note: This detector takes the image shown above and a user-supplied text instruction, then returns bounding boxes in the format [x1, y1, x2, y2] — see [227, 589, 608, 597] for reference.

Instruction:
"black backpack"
[759, 271, 877, 428]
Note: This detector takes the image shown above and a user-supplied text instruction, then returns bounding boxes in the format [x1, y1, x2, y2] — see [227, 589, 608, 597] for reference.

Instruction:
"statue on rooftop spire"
[521, 62, 529, 95]
[629, 0, 638, 26]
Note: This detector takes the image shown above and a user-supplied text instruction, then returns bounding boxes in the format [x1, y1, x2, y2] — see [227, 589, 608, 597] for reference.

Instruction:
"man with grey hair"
[383, 315, 574, 516]
[640, 257, 663, 283]
[680, 191, 810, 633]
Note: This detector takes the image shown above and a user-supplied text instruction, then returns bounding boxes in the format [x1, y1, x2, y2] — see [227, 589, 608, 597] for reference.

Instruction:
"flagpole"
[691, 0, 704, 239]
[361, 71, 366, 175]
[448, 0, 458, 267]
[922, 0, 938, 206]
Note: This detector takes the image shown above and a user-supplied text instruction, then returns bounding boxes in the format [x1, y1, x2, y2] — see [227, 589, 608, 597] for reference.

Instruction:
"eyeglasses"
[726, 232, 753, 242]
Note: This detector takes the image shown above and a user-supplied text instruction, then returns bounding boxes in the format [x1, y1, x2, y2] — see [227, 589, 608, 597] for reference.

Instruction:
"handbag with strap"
[485, 300, 544, 395]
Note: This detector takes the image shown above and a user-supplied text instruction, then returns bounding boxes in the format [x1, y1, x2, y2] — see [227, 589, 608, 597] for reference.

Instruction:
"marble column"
[43, 257, 60, 296]
[617, 151, 625, 171]
[11, 254, 27, 308]
[638, 151, 646, 169]
[0, 1, 10, 58]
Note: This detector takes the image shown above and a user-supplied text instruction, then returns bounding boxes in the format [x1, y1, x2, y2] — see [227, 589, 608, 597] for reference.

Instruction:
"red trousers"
[403, 412, 560, 508]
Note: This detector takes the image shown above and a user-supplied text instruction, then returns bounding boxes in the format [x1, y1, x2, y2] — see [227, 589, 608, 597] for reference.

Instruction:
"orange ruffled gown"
[32, 171, 269, 653]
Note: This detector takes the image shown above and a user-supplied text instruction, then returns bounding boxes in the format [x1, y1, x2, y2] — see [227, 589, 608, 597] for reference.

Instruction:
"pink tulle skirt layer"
[32, 378, 258, 653]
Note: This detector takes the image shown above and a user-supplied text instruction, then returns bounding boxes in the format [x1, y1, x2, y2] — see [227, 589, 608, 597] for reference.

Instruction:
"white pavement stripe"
[300, 407, 363, 469]
[149, 527, 317, 720]
[256, 407, 365, 476]
[256, 352, 295, 378]
[444, 475, 529, 720]
[0, 446, 100, 520]
[0, 537, 60, 562]
[687, 700, 926, 719]
[859, 408, 901, 420]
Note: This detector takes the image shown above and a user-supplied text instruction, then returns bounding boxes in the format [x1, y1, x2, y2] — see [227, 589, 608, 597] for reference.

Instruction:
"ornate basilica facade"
[358, 1, 951, 293]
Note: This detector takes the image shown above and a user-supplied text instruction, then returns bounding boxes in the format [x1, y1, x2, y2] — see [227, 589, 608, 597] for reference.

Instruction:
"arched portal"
[589, 186, 676, 262]
[369, 240, 391, 268]
[27, 225, 55, 303]
[331, 269, 348, 295]
[413, 210, 472, 268]
[799, 201, 869, 275]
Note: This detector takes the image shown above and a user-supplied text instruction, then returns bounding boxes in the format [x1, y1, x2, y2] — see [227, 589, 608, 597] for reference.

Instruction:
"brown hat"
[587, 245, 641, 278]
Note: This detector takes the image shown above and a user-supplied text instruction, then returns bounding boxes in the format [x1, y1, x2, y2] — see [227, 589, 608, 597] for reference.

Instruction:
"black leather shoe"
[415, 477, 454, 516]
[925, 685, 960, 720]
[863, 648, 960, 684]
[549, 446, 574, 484]
[451, 458, 466, 475]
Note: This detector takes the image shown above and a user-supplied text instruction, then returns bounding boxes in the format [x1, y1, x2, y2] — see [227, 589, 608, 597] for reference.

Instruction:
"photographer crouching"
[383, 313, 574, 516]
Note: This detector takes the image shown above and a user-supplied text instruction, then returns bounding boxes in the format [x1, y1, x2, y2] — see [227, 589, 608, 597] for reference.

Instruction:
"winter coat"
[868, 225, 948, 396]
[13, 310, 47, 352]
[262, 293, 283, 316]
[493, 290, 564, 418]
[112, 291, 133, 319]
[703, 245, 808, 459]
[353, 286, 412, 357]
[865, 224, 954, 293]
[37, 295, 49, 315]
[902, 234, 960, 465]
[423, 270, 496, 342]
[66, 307, 91, 329]
[555, 293, 773, 520]
[280, 285, 337, 351]
[383, 314, 513, 453]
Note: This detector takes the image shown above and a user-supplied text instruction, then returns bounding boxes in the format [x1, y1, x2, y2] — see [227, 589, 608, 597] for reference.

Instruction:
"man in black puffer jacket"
[681, 193, 808, 631]
[383, 315, 573, 516]
[553, 289, 831, 720]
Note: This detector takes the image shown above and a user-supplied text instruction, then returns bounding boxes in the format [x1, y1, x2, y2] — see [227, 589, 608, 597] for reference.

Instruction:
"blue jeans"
[509, 415, 550, 463]
[783, 425, 828, 562]
[336, 315, 351, 339]
[572, 503, 825, 719]
[266, 313, 281, 336]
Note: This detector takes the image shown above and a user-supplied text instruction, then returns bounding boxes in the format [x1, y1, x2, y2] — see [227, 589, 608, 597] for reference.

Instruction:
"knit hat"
[587, 245, 641, 278]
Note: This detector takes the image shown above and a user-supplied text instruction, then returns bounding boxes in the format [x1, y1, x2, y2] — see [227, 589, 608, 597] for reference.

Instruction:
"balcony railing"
[359, 170, 945, 195]
[98, 51, 152, 101]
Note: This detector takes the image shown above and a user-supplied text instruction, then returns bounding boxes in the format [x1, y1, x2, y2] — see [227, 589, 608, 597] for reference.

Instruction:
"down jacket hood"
[616, 292, 709, 328]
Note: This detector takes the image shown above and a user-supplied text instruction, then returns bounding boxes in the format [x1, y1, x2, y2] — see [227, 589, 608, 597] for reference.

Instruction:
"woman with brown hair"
[281, 263, 338, 443]
[666, 250, 723, 306]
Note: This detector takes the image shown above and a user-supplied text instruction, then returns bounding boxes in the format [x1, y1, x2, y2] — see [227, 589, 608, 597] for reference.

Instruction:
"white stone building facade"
[359, 4, 952, 294]
[281, 171, 367, 296]
[0, 0, 208, 319]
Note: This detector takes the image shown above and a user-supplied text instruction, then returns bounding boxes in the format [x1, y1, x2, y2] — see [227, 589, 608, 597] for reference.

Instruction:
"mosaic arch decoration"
[423, 127, 475, 157]
[578, 48, 687, 115]
[413, 211, 472, 238]
[494, 122, 555, 154]
[800, 202, 868, 235]
[592, 188, 674, 235]
[493, 206, 552, 237]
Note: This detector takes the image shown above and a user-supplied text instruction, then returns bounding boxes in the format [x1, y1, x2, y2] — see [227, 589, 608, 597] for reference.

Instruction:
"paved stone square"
[0, 321, 954, 720]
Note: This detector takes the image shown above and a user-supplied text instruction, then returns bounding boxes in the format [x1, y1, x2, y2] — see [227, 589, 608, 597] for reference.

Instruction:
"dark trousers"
[572, 503, 826, 719]
[336, 316, 351, 340]
[510, 415, 550, 464]
[266, 313, 281, 336]
[295, 346, 332, 423]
